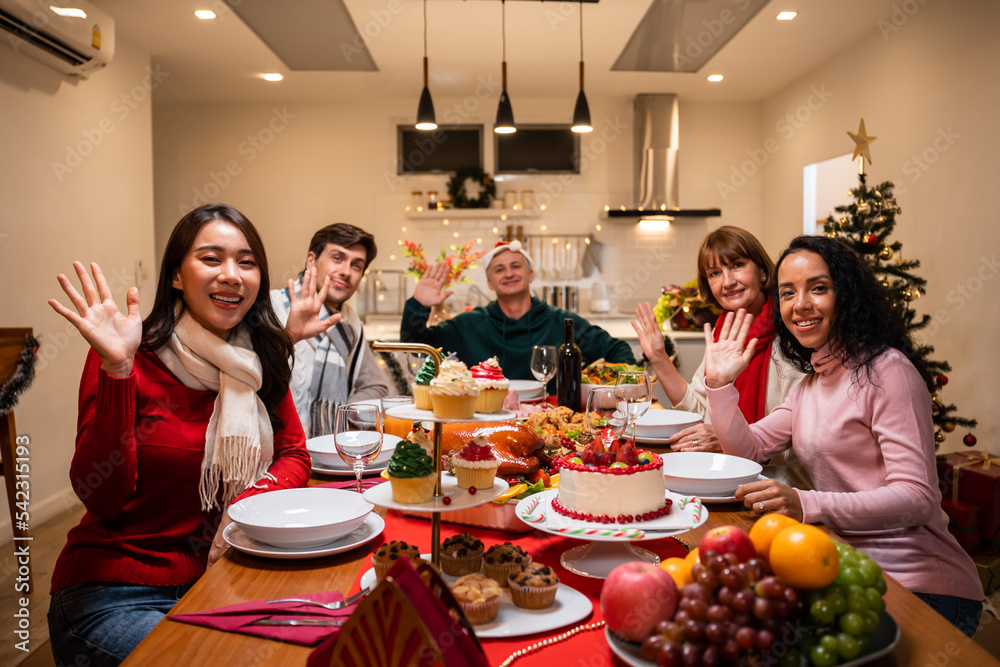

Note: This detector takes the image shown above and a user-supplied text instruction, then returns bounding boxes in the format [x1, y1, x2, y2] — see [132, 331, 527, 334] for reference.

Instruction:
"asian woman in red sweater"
[46, 205, 311, 666]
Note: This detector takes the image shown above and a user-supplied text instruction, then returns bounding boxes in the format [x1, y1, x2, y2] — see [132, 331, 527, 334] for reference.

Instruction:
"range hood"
[606, 94, 720, 220]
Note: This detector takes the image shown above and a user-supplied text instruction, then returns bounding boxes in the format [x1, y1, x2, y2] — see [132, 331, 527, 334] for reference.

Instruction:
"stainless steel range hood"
[606, 94, 720, 220]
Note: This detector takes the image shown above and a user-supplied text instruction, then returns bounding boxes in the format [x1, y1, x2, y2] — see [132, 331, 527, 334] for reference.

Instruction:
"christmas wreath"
[447, 166, 496, 208]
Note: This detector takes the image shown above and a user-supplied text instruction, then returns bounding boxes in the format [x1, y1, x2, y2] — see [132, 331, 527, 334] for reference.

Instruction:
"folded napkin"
[316, 478, 382, 491]
[169, 591, 358, 645]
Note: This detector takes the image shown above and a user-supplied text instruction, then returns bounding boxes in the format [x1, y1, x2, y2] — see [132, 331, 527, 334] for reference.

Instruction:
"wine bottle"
[557, 318, 582, 409]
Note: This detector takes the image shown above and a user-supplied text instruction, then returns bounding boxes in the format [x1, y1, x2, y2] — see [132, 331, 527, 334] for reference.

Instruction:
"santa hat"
[482, 240, 533, 270]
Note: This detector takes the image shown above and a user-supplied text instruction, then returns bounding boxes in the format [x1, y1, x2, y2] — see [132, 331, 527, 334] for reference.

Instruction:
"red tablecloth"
[350, 509, 689, 666]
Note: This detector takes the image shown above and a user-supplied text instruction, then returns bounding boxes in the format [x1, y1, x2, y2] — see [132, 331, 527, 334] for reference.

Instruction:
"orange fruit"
[659, 557, 694, 587]
[769, 524, 840, 590]
[684, 547, 700, 564]
[749, 514, 800, 563]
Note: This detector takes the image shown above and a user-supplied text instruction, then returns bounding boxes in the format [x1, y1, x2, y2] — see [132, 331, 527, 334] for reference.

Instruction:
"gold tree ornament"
[879, 246, 894, 260]
[848, 118, 877, 171]
[856, 202, 872, 216]
[943, 421, 956, 433]
[935, 429, 946, 443]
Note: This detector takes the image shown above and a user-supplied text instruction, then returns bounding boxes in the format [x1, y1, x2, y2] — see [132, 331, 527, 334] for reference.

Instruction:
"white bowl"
[306, 433, 401, 469]
[227, 488, 373, 548]
[509, 379, 544, 401]
[633, 410, 703, 439]
[661, 452, 763, 496]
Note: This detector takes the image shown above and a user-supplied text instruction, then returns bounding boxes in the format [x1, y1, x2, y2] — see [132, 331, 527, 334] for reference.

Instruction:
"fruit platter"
[601, 517, 901, 666]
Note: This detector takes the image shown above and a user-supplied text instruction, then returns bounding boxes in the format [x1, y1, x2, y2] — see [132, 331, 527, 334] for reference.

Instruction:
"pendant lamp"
[571, 0, 592, 133]
[494, 0, 516, 134]
[415, 0, 436, 130]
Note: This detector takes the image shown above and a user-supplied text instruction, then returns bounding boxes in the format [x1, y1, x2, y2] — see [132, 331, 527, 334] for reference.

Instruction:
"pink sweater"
[707, 344, 982, 601]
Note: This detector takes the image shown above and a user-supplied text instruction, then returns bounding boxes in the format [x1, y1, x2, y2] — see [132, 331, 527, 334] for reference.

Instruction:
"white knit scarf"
[155, 310, 274, 510]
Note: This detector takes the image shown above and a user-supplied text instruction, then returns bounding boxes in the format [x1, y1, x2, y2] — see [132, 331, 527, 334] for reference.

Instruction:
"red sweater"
[51, 347, 310, 593]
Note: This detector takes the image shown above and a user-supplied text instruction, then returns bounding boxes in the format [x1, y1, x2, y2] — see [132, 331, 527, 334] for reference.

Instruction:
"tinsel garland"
[0, 333, 39, 416]
[375, 346, 411, 396]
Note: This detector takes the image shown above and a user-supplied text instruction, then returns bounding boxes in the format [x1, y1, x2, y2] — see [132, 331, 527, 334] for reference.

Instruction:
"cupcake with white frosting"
[429, 360, 480, 419]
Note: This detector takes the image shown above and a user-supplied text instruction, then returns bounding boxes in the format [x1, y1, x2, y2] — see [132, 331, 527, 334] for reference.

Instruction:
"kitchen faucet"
[465, 284, 489, 309]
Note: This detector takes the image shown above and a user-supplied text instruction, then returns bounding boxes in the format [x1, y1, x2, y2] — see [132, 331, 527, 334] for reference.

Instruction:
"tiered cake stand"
[367, 342, 514, 566]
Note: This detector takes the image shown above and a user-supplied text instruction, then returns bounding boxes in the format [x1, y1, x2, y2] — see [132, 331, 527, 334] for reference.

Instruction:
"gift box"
[941, 497, 982, 555]
[972, 552, 1000, 595]
[937, 451, 1000, 549]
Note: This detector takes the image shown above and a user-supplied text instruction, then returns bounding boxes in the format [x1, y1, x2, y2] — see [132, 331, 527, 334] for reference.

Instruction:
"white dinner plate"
[308, 434, 402, 476]
[515, 490, 709, 542]
[222, 513, 384, 560]
[605, 612, 900, 666]
[672, 474, 769, 504]
[362, 476, 509, 512]
[359, 555, 593, 638]
[384, 405, 515, 423]
[508, 380, 545, 401]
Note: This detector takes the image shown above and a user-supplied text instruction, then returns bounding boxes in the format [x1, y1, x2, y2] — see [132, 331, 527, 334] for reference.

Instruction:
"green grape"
[839, 611, 866, 636]
[827, 592, 848, 616]
[857, 633, 871, 654]
[865, 586, 886, 613]
[811, 599, 836, 624]
[871, 573, 888, 595]
[857, 558, 881, 587]
[808, 590, 826, 607]
[819, 634, 839, 652]
[836, 564, 864, 587]
[836, 632, 862, 660]
[778, 648, 805, 667]
[825, 583, 848, 600]
[810, 645, 838, 667]
[847, 589, 869, 615]
[834, 542, 852, 558]
[864, 610, 881, 634]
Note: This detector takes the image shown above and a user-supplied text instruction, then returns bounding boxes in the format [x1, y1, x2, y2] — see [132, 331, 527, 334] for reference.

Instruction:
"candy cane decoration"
[556, 527, 646, 539]
[678, 496, 703, 522]
[520, 495, 545, 523]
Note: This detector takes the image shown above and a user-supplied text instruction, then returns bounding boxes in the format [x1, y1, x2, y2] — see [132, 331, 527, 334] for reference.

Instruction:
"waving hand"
[703, 309, 757, 389]
[284, 267, 342, 344]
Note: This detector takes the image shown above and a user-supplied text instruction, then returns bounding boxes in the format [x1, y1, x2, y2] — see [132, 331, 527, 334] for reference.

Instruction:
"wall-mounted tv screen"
[495, 125, 580, 174]
[397, 125, 483, 174]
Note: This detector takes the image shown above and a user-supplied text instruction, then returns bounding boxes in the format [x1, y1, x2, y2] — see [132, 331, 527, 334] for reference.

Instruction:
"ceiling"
[90, 0, 899, 105]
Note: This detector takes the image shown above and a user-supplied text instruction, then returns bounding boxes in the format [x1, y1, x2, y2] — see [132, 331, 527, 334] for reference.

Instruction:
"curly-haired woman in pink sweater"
[704, 235, 982, 637]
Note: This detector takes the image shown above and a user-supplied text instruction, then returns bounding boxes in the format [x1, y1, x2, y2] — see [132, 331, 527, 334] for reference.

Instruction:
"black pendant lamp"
[415, 0, 436, 130]
[494, 0, 516, 134]
[571, 0, 593, 133]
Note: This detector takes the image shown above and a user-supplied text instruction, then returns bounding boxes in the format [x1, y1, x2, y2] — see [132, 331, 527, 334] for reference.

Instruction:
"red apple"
[698, 526, 757, 563]
[601, 561, 679, 642]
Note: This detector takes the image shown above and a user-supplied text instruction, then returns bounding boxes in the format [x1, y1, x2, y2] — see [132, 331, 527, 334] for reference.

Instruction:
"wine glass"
[585, 386, 627, 447]
[530, 345, 557, 385]
[615, 370, 652, 444]
[334, 404, 383, 493]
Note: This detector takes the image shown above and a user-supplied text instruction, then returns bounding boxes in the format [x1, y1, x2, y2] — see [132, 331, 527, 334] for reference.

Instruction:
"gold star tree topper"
[848, 118, 877, 173]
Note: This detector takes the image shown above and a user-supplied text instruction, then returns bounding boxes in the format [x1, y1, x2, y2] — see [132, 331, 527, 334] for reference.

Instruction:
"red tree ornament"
[963, 433, 978, 447]
[938, 374, 949, 386]
[865, 233, 878, 246]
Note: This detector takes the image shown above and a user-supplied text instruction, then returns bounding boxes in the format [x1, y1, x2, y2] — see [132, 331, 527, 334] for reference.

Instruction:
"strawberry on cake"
[553, 440, 669, 524]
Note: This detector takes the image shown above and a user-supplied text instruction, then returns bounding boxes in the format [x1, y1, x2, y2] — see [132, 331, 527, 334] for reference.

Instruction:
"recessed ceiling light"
[195, 10, 217, 20]
[50, 7, 87, 18]
[707, 74, 724, 82]
[776, 11, 797, 21]
[261, 73, 283, 82]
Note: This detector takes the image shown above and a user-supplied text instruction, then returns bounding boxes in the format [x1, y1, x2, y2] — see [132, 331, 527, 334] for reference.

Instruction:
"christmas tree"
[822, 119, 977, 449]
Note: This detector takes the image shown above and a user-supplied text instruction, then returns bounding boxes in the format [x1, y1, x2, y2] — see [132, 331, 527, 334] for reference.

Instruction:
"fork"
[266, 587, 369, 610]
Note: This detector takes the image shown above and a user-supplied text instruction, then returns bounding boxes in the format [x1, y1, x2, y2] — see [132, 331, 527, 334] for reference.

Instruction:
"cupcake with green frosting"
[411, 357, 437, 410]
[387, 438, 436, 503]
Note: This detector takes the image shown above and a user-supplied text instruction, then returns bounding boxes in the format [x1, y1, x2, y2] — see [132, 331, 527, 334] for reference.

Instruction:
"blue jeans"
[48, 581, 194, 667]
[914, 592, 983, 638]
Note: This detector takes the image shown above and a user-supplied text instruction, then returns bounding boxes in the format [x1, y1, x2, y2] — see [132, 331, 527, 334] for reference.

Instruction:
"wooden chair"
[0, 328, 35, 586]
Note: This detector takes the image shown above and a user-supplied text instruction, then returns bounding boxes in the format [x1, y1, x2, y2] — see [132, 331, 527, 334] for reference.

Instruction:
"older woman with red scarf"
[633, 226, 811, 489]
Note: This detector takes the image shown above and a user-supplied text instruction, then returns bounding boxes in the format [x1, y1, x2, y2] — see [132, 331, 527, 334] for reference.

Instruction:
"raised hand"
[703, 309, 758, 389]
[631, 302, 670, 365]
[49, 261, 142, 377]
[284, 266, 342, 344]
[412, 261, 453, 308]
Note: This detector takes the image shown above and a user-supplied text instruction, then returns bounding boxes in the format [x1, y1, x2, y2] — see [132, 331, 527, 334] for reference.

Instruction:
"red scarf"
[713, 300, 775, 423]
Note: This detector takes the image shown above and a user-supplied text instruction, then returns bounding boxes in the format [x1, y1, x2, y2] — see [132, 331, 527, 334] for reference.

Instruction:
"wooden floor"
[2, 501, 999, 666]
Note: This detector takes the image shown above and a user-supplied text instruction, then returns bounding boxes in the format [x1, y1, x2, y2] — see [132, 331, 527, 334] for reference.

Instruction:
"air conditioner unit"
[0, 0, 114, 79]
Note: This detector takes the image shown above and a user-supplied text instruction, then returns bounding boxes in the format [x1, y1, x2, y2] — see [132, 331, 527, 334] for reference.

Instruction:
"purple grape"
[753, 597, 774, 621]
[700, 645, 720, 667]
[735, 626, 756, 651]
[674, 609, 692, 626]
[683, 619, 706, 643]
[680, 641, 702, 667]
[719, 567, 746, 590]
[720, 638, 741, 662]
[695, 569, 720, 592]
[755, 576, 785, 599]
[642, 634, 665, 659]
[657, 641, 682, 667]
[716, 585, 734, 607]
[681, 583, 711, 604]
[705, 622, 727, 644]
[755, 629, 776, 651]
[706, 604, 732, 624]
[707, 554, 728, 574]
[732, 589, 755, 613]
[722, 552, 740, 566]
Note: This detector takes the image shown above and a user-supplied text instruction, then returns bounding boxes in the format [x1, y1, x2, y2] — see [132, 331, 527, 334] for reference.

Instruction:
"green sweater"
[400, 297, 636, 383]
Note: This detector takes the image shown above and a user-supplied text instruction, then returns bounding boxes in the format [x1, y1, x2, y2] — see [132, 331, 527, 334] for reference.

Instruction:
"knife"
[249, 618, 346, 627]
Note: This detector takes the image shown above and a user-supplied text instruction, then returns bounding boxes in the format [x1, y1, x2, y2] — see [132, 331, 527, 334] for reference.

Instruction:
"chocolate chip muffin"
[371, 540, 422, 582]
[450, 573, 502, 625]
[439, 533, 484, 576]
[482, 542, 531, 587]
[507, 562, 559, 609]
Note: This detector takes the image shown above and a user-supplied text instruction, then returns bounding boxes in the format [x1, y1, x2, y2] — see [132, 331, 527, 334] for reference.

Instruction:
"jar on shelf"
[428, 191, 438, 208]
[411, 191, 423, 210]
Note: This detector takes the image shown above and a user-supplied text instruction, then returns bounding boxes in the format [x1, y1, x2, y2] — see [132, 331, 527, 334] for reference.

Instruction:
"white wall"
[758, 0, 1000, 452]
[0, 37, 157, 540]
